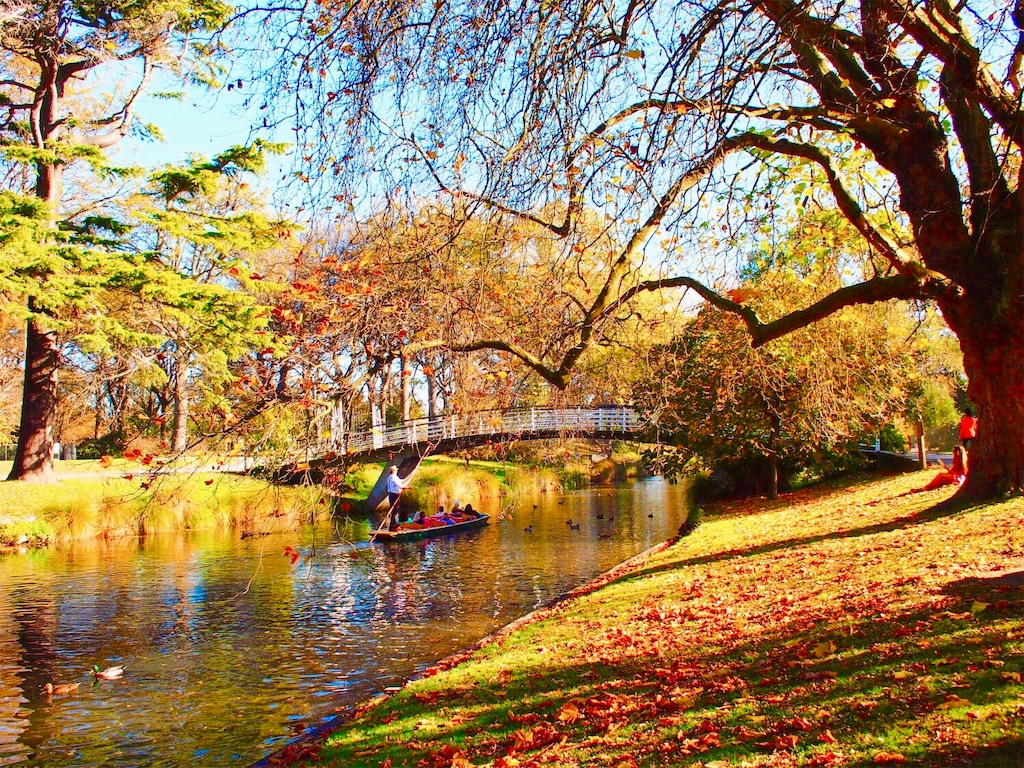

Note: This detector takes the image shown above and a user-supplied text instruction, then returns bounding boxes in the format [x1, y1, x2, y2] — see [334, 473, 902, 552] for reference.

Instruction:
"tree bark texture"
[171, 348, 190, 453]
[943, 301, 1024, 497]
[7, 316, 59, 482]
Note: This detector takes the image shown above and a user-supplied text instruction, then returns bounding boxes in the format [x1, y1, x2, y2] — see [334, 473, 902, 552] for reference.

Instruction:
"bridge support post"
[364, 452, 419, 511]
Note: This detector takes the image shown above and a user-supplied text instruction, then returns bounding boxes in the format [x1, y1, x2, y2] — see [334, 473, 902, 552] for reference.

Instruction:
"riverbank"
[0, 451, 642, 550]
[287, 470, 1023, 767]
[0, 459, 333, 549]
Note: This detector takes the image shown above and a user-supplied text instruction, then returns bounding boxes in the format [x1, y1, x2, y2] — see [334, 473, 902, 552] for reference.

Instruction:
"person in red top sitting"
[959, 408, 978, 449]
[913, 445, 968, 492]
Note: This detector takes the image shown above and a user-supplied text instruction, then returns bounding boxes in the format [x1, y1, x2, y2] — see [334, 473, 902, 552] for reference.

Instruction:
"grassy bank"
[0, 460, 332, 548]
[298, 471, 1023, 767]
[340, 457, 572, 516]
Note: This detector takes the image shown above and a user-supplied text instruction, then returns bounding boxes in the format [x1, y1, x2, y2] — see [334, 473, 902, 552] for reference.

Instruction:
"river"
[0, 478, 690, 767]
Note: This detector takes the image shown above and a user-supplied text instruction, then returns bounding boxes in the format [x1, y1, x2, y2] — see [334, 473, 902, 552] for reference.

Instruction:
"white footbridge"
[297, 406, 645, 509]
[311, 406, 643, 461]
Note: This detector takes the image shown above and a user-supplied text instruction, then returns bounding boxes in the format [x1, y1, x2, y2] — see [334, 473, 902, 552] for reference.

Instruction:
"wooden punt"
[372, 514, 490, 542]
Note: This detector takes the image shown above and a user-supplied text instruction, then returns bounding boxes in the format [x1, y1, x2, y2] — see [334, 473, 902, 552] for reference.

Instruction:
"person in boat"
[451, 500, 463, 515]
[398, 510, 427, 530]
[418, 506, 446, 528]
[912, 445, 968, 492]
[462, 503, 480, 519]
[386, 466, 412, 530]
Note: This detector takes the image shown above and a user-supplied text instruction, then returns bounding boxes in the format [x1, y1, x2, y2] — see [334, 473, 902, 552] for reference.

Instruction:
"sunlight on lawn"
[309, 471, 1023, 768]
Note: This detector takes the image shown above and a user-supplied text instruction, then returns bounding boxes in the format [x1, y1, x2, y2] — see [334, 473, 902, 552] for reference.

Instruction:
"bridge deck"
[308, 407, 642, 464]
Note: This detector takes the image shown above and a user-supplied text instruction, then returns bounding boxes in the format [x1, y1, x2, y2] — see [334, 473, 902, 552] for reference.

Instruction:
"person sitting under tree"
[912, 445, 968, 493]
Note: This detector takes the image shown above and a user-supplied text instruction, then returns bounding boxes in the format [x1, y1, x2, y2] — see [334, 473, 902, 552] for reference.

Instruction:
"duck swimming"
[93, 665, 125, 680]
[43, 682, 80, 696]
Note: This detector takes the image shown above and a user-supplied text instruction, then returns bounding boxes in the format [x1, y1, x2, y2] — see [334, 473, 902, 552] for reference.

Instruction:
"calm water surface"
[0, 478, 690, 767]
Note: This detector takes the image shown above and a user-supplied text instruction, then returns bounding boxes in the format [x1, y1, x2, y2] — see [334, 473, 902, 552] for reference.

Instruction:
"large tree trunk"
[171, 347, 189, 453]
[7, 316, 59, 482]
[946, 306, 1024, 498]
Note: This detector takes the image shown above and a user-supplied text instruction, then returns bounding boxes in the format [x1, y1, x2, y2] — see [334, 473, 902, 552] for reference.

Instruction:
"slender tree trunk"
[766, 411, 781, 500]
[400, 354, 411, 422]
[426, 361, 437, 420]
[766, 453, 779, 500]
[93, 379, 102, 440]
[7, 315, 59, 482]
[171, 347, 189, 453]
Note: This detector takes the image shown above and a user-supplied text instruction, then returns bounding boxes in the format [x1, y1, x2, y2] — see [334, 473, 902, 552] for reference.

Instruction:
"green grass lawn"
[300, 471, 1023, 767]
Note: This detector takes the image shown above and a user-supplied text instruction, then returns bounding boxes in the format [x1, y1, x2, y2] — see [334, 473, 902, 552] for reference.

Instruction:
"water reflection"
[0, 478, 689, 767]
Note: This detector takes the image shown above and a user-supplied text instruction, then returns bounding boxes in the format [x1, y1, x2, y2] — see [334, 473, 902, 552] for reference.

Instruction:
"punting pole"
[369, 441, 436, 543]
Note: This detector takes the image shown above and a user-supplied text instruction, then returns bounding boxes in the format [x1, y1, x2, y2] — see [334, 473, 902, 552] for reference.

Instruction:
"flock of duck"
[41, 665, 125, 699]
[521, 498, 654, 536]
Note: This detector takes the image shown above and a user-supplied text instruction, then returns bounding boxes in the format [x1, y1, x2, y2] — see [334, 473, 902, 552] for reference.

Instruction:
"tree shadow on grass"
[313, 583, 1023, 768]
[613, 496, 980, 588]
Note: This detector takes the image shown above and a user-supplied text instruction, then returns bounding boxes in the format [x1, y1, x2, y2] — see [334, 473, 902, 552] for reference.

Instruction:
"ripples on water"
[0, 478, 690, 767]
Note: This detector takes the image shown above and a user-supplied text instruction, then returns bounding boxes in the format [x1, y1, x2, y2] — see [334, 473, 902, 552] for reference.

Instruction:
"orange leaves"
[282, 546, 300, 565]
[772, 733, 800, 750]
[556, 701, 581, 724]
[726, 287, 763, 303]
[506, 722, 562, 756]
[788, 716, 814, 732]
[507, 710, 539, 725]
[734, 725, 763, 742]
[99, 454, 113, 468]
[422, 744, 472, 768]
[871, 751, 908, 764]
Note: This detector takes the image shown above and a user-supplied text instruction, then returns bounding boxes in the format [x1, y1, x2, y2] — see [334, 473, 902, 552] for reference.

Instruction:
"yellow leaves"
[811, 640, 837, 659]
[970, 600, 989, 614]
[622, 49, 644, 60]
[936, 694, 972, 710]
[99, 455, 113, 468]
[893, 670, 915, 680]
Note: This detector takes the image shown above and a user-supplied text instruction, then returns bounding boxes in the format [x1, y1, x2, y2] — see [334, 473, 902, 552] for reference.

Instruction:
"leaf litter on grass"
[303, 472, 1023, 767]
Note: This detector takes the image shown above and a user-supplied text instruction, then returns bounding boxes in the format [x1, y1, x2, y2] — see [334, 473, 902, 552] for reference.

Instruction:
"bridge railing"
[309, 406, 641, 458]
